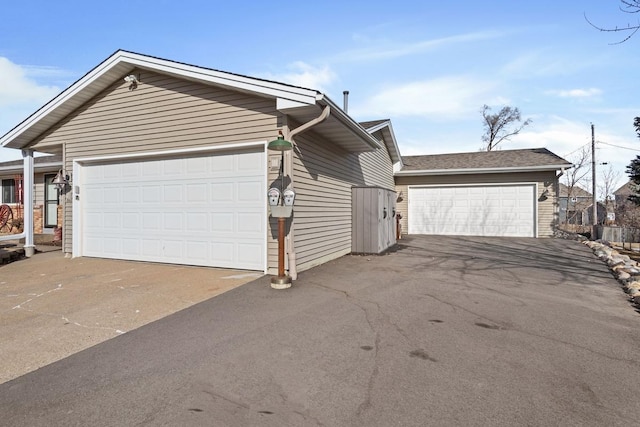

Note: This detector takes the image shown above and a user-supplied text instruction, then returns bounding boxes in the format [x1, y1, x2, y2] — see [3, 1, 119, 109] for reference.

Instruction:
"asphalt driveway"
[1, 236, 639, 426]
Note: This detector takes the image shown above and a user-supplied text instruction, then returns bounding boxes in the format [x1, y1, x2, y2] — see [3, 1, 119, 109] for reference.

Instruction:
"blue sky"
[1, 1, 638, 195]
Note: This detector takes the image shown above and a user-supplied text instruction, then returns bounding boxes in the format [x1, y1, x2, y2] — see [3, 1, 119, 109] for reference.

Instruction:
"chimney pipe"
[343, 90, 349, 113]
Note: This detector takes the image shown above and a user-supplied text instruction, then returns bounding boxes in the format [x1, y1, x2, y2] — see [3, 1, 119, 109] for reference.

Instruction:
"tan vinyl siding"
[395, 171, 559, 237]
[31, 69, 278, 254]
[358, 129, 395, 189]
[34, 173, 46, 207]
[286, 130, 395, 273]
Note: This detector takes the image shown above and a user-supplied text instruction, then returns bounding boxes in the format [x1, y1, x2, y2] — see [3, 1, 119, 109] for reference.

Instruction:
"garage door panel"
[409, 184, 535, 237]
[81, 149, 265, 270]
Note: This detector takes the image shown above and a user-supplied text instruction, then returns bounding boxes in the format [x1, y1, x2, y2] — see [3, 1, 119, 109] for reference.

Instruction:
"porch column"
[22, 149, 35, 257]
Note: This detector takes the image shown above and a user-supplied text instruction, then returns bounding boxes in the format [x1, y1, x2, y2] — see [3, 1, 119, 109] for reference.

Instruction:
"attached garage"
[408, 184, 536, 237]
[2, 50, 395, 277]
[74, 147, 266, 270]
[395, 149, 573, 238]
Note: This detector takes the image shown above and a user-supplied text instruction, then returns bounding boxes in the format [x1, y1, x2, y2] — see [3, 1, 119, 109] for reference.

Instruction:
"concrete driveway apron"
[0, 250, 261, 384]
[1, 236, 639, 426]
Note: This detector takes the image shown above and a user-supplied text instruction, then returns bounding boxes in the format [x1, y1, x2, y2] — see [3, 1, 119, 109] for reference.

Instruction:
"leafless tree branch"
[585, 1, 640, 44]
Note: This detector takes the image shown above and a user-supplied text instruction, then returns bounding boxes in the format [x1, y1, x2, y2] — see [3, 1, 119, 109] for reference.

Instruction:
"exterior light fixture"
[124, 74, 139, 90]
[52, 169, 70, 191]
[267, 132, 293, 152]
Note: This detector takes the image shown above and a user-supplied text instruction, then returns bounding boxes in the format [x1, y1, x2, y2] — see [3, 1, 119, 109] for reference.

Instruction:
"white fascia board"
[363, 120, 390, 133]
[362, 120, 403, 166]
[315, 94, 382, 150]
[395, 164, 573, 176]
[276, 98, 314, 111]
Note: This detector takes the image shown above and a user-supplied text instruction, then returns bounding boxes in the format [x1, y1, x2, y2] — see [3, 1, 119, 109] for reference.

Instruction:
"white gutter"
[395, 164, 573, 176]
[283, 105, 331, 280]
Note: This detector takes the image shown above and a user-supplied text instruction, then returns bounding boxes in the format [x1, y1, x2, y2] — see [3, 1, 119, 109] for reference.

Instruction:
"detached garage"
[396, 149, 572, 238]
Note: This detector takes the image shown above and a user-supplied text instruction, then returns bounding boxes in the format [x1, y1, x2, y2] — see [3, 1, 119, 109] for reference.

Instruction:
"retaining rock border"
[555, 228, 640, 309]
[582, 239, 640, 309]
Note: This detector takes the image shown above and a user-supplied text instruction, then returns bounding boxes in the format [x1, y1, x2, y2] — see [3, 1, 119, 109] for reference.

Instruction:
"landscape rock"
[617, 271, 631, 281]
[579, 237, 640, 309]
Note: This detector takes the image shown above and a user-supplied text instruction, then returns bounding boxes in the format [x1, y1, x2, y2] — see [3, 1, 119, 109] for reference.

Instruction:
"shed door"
[79, 148, 265, 270]
[408, 184, 536, 237]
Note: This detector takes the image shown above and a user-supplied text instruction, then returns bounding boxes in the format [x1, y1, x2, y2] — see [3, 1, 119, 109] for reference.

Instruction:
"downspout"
[283, 105, 331, 280]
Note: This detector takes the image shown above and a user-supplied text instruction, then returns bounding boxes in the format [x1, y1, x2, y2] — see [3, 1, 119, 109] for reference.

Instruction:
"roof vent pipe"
[343, 90, 349, 113]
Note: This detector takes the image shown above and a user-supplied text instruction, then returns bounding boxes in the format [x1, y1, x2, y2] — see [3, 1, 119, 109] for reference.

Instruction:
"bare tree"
[481, 105, 532, 151]
[563, 147, 591, 224]
[598, 165, 621, 223]
[585, 0, 640, 44]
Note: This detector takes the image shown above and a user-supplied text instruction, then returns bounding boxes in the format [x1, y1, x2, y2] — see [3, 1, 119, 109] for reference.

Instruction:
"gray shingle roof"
[0, 154, 62, 169]
[400, 148, 571, 172]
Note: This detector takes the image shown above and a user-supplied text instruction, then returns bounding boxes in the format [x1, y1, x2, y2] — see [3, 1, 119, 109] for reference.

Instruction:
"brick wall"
[0, 204, 60, 234]
[33, 205, 43, 234]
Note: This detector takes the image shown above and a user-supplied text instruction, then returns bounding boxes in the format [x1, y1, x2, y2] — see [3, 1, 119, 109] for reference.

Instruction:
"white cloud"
[337, 30, 505, 62]
[0, 57, 61, 108]
[500, 51, 601, 79]
[506, 116, 636, 183]
[0, 57, 63, 161]
[545, 88, 602, 98]
[352, 76, 500, 119]
[259, 61, 336, 92]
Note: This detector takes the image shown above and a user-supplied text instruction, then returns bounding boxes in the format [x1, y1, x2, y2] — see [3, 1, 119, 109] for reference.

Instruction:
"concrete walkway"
[0, 251, 262, 384]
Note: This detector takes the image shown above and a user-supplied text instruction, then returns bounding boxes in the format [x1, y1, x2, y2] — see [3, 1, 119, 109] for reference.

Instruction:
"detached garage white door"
[78, 148, 265, 270]
[408, 184, 536, 237]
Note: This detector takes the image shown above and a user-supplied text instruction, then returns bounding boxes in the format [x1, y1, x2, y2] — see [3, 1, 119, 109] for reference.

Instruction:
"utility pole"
[592, 123, 597, 236]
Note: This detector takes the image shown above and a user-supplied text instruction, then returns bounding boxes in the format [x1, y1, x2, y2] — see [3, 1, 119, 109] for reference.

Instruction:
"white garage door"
[408, 184, 536, 237]
[79, 148, 265, 270]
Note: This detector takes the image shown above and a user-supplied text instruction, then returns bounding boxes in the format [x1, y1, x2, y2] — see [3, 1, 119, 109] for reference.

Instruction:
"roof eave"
[315, 95, 382, 151]
[362, 120, 403, 166]
[0, 161, 62, 173]
[395, 164, 573, 176]
[1, 50, 321, 150]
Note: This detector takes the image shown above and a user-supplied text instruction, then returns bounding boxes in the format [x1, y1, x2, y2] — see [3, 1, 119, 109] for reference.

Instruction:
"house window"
[1, 179, 16, 203]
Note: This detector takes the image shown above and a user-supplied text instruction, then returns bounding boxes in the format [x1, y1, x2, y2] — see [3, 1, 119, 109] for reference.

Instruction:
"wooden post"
[278, 217, 285, 277]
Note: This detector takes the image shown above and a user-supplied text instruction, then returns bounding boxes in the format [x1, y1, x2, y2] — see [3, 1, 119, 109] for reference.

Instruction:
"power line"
[597, 141, 640, 152]
[563, 142, 591, 158]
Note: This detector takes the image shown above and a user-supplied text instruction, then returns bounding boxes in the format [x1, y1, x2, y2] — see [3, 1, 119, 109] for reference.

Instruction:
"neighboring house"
[0, 49, 571, 274]
[394, 149, 572, 237]
[558, 183, 593, 225]
[0, 50, 399, 274]
[0, 154, 62, 234]
[613, 181, 640, 226]
[614, 181, 635, 208]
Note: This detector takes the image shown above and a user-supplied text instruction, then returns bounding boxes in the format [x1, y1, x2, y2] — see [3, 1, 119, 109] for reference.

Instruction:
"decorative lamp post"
[267, 132, 294, 289]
